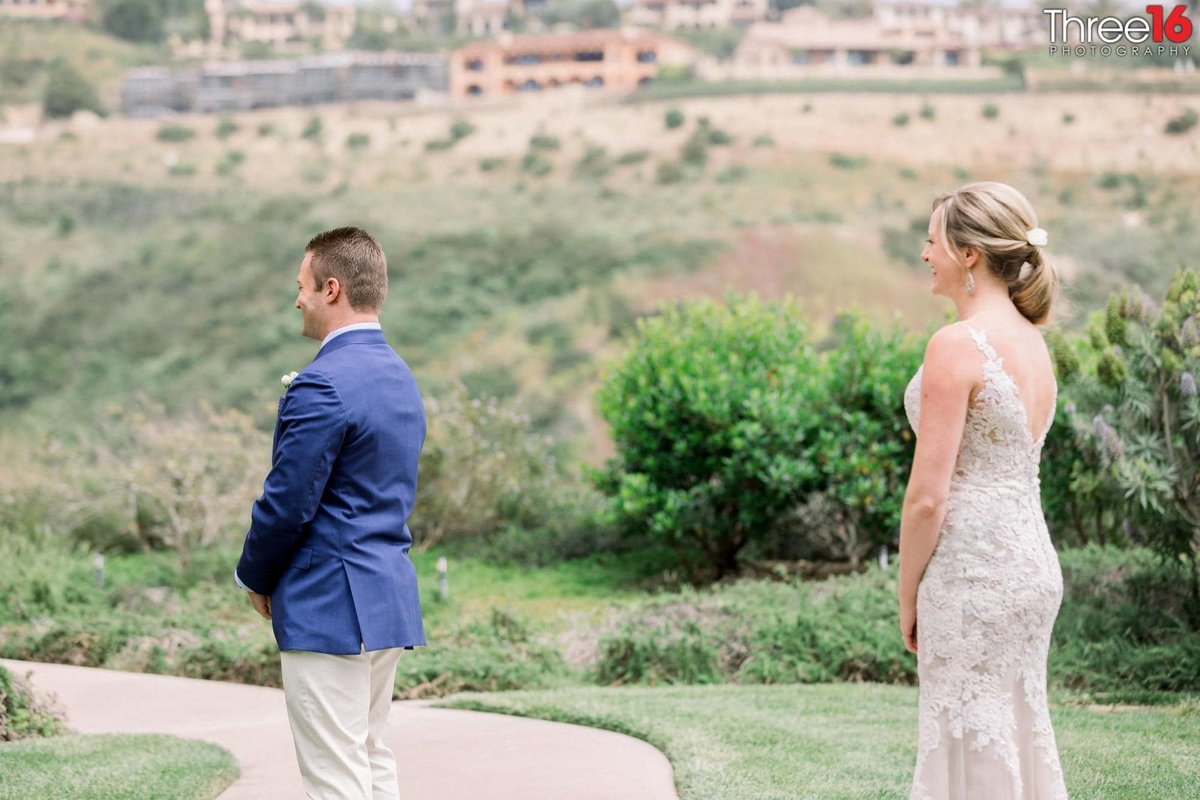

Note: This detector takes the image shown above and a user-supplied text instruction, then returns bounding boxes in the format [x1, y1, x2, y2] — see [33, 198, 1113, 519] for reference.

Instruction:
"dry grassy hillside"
[7, 90, 1200, 187]
[3, 89, 1199, 460]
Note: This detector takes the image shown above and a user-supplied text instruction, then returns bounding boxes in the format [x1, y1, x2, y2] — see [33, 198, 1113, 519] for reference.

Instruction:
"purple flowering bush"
[1050, 269, 1200, 627]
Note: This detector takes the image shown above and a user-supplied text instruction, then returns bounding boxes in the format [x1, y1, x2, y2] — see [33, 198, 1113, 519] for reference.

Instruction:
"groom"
[236, 226, 426, 799]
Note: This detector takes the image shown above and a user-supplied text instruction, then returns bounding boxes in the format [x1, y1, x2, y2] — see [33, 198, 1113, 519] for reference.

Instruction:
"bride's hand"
[900, 603, 918, 654]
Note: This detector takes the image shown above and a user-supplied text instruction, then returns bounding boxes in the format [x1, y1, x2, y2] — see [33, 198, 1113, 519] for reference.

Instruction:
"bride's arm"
[898, 325, 979, 653]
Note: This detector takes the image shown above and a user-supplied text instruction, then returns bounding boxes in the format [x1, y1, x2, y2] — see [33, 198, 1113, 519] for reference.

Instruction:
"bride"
[898, 182, 1069, 798]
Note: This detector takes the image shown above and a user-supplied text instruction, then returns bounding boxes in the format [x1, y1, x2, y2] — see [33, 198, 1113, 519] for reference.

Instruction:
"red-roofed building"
[450, 28, 693, 99]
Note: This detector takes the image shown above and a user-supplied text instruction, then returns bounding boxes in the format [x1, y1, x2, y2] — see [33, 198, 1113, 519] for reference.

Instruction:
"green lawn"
[414, 549, 651, 627]
[444, 684, 1200, 800]
[0, 734, 237, 800]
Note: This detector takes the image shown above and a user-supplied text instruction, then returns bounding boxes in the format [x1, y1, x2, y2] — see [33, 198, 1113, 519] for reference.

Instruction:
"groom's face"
[295, 253, 326, 340]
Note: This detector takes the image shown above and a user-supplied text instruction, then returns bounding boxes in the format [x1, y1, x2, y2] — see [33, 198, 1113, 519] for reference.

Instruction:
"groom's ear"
[323, 277, 343, 305]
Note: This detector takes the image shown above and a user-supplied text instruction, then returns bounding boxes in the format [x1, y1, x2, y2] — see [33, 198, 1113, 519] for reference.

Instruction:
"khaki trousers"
[280, 646, 405, 800]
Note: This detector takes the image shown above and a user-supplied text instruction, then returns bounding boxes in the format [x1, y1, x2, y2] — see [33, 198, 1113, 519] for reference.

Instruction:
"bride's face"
[922, 207, 966, 298]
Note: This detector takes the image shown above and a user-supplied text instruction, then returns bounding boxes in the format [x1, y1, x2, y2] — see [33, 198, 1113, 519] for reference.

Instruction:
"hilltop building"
[875, 0, 1046, 50]
[122, 51, 448, 116]
[449, 28, 694, 100]
[627, 0, 769, 31]
[411, 0, 534, 37]
[716, 6, 996, 80]
[0, 0, 90, 20]
[205, 0, 357, 53]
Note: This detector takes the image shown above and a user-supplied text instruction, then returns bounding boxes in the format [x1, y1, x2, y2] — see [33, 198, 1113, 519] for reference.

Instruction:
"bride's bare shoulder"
[922, 323, 982, 384]
[925, 322, 978, 357]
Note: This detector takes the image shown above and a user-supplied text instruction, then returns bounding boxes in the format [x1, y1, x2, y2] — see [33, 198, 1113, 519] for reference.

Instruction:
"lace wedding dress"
[903, 323, 1068, 799]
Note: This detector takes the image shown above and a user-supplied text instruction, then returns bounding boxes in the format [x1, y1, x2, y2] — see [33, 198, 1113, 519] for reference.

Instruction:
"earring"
[965, 270, 976, 295]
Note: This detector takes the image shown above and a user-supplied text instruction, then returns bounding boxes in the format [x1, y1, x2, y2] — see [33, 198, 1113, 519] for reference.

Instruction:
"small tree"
[408, 384, 567, 550]
[42, 60, 102, 119]
[1063, 271, 1200, 625]
[807, 312, 924, 561]
[596, 296, 823, 578]
[100, 0, 164, 42]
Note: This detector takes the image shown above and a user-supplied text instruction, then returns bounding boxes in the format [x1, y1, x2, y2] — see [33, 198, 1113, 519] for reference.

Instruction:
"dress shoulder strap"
[958, 322, 1002, 364]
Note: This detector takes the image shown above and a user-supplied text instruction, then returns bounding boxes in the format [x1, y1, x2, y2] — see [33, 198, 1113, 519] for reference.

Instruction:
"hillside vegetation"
[2, 90, 1199, 457]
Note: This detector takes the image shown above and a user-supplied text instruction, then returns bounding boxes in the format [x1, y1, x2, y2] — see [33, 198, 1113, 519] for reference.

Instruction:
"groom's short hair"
[306, 227, 388, 312]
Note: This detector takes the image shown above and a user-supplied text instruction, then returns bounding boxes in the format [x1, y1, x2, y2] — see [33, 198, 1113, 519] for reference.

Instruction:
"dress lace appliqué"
[903, 323, 1068, 799]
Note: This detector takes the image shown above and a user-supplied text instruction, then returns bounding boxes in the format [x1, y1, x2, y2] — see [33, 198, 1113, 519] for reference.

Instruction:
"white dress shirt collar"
[321, 322, 382, 349]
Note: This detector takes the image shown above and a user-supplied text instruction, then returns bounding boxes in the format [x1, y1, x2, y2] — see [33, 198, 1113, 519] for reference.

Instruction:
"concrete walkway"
[1, 659, 677, 800]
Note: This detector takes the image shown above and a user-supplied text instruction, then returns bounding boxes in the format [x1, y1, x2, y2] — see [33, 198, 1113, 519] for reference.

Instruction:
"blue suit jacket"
[237, 329, 426, 655]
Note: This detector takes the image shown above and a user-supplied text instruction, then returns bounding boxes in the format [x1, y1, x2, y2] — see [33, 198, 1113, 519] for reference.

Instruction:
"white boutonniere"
[280, 371, 299, 390]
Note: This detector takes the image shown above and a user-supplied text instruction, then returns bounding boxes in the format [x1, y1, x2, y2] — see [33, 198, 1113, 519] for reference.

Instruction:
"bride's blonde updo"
[932, 181, 1059, 325]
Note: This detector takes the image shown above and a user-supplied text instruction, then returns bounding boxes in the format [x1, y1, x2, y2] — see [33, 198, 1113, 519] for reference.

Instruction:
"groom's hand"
[247, 591, 272, 621]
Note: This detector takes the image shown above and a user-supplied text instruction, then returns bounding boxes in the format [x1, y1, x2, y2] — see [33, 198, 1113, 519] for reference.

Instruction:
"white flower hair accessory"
[1026, 227, 1048, 247]
[281, 371, 299, 389]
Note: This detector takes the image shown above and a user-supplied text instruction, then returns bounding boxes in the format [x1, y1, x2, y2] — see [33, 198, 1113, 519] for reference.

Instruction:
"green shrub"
[573, 145, 610, 180]
[616, 150, 649, 165]
[596, 620, 722, 685]
[593, 570, 915, 686]
[596, 296, 823, 578]
[100, 0, 163, 43]
[1054, 271, 1200, 624]
[919, 103, 936, 120]
[982, 103, 1000, 119]
[892, 112, 910, 127]
[655, 160, 683, 184]
[257, 122, 275, 137]
[450, 119, 477, 140]
[680, 130, 707, 167]
[1050, 546, 1200, 698]
[529, 134, 561, 151]
[215, 115, 237, 139]
[174, 639, 281, 685]
[591, 547, 1199, 697]
[828, 152, 867, 170]
[409, 385, 577, 549]
[796, 313, 923, 556]
[215, 150, 244, 175]
[0, 665, 66, 740]
[1165, 107, 1198, 135]
[156, 125, 195, 143]
[705, 127, 733, 146]
[1062, 112, 1076, 125]
[479, 157, 506, 172]
[715, 165, 747, 184]
[664, 108, 685, 130]
[752, 134, 775, 148]
[480, 514, 622, 567]
[520, 151, 553, 176]
[300, 115, 322, 140]
[394, 609, 566, 698]
[427, 120, 477, 152]
[5, 405, 265, 560]
[42, 59, 102, 119]
[345, 132, 371, 151]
